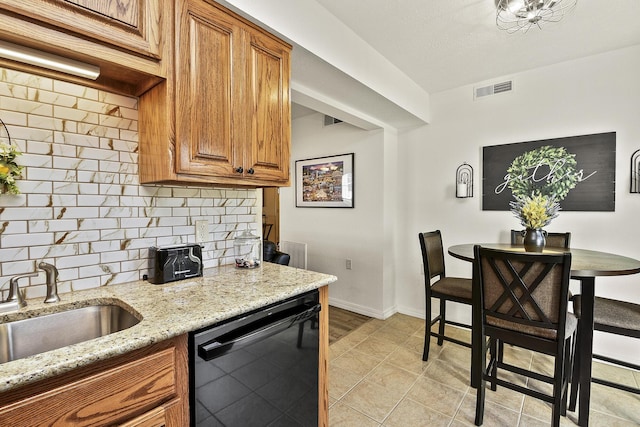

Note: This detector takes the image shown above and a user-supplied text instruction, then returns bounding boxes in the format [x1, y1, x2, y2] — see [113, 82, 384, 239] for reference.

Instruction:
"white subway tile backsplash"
[98, 92, 138, 109]
[54, 157, 99, 172]
[0, 195, 26, 207]
[77, 195, 119, 206]
[29, 219, 78, 233]
[28, 115, 66, 132]
[77, 171, 118, 184]
[0, 207, 52, 220]
[0, 110, 27, 126]
[1, 96, 52, 116]
[100, 249, 136, 263]
[78, 218, 119, 230]
[79, 262, 121, 278]
[90, 240, 122, 253]
[28, 167, 76, 181]
[54, 230, 101, 244]
[0, 221, 27, 234]
[55, 253, 101, 269]
[53, 80, 98, 99]
[51, 182, 82, 194]
[1, 67, 259, 296]
[0, 247, 29, 263]
[2, 232, 53, 248]
[30, 88, 77, 108]
[5, 125, 53, 143]
[78, 146, 120, 161]
[54, 207, 99, 219]
[29, 243, 81, 259]
[16, 180, 53, 195]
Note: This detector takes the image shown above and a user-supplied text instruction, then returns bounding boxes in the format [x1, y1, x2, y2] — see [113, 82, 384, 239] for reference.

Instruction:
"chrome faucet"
[1, 272, 38, 313]
[38, 262, 60, 303]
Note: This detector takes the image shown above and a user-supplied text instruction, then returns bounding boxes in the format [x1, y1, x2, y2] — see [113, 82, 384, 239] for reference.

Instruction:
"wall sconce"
[456, 163, 473, 198]
[631, 149, 640, 193]
[0, 40, 100, 80]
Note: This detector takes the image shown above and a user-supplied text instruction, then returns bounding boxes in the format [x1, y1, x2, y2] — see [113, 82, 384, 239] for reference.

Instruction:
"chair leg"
[423, 293, 432, 361]
[437, 298, 446, 346]
[552, 351, 564, 427]
[475, 334, 488, 426]
[568, 326, 581, 412]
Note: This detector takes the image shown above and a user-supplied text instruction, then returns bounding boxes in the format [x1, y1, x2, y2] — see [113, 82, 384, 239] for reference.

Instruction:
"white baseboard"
[328, 297, 394, 319]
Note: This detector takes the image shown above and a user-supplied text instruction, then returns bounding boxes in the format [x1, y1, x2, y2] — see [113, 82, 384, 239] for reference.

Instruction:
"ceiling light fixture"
[0, 40, 100, 80]
[495, 0, 578, 33]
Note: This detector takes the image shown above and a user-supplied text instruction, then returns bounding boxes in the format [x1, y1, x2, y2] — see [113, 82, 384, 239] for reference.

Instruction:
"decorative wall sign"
[482, 132, 616, 211]
[295, 153, 354, 208]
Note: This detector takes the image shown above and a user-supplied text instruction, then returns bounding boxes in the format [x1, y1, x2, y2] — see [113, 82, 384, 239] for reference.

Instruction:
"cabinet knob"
[247, 168, 255, 175]
[235, 166, 244, 173]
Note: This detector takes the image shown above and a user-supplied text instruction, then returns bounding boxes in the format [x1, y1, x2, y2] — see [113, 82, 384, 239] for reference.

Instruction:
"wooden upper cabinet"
[245, 31, 291, 183]
[0, 0, 162, 59]
[140, 0, 291, 187]
[175, 0, 238, 178]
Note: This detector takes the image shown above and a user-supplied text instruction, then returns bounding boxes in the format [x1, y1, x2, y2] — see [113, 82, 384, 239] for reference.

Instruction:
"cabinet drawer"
[0, 347, 176, 426]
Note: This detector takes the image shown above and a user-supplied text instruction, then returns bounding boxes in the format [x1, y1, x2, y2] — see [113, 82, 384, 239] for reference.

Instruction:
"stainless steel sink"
[0, 304, 141, 364]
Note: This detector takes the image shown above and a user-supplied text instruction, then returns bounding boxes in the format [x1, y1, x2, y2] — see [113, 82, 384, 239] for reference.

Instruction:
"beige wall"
[0, 67, 259, 300]
[396, 45, 640, 363]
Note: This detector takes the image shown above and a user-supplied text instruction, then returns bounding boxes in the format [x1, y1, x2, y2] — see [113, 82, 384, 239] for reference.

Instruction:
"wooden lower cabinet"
[0, 335, 188, 427]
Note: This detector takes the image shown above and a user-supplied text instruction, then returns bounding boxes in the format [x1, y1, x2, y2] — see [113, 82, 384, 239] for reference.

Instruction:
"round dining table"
[448, 243, 640, 427]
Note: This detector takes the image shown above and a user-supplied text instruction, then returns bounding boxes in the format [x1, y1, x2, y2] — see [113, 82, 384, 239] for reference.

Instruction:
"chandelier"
[495, 0, 578, 33]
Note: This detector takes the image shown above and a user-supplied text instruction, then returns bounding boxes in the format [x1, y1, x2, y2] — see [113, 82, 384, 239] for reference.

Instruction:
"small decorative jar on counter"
[234, 230, 262, 269]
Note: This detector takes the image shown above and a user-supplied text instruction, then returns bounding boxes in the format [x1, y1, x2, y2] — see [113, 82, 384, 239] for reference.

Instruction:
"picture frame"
[295, 153, 354, 208]
[482, 132, 616, 211]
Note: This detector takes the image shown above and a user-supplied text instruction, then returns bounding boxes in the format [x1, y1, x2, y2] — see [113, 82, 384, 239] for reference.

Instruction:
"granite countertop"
[0, 263, 337, 393]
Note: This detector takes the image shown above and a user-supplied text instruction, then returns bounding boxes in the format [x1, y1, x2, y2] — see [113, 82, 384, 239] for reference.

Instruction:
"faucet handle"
[7, 272, 38, 308]
[38, 262, 60, 303]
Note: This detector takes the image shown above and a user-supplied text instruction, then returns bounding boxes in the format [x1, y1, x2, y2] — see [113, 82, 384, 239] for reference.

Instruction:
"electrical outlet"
[346, 259, 352, 270]
[195, 220, 209, 243]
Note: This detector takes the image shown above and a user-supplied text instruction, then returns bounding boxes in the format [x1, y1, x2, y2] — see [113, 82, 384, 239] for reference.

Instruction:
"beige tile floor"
[328, 313, 640, 426]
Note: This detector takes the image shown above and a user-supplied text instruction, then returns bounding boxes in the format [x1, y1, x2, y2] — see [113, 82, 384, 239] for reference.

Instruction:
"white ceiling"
[221, 0, 640, 128]
[313, 0, 640, 94]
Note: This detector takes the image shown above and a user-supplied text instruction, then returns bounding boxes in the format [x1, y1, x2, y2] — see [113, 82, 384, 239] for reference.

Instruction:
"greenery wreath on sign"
[507, 145, 577, 201]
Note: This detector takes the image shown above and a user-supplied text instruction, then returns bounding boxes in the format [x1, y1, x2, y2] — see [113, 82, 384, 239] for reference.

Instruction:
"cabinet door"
[175, 0, 241, 178]
[244, 31, 291, 183]
[0, 0, 162, 59]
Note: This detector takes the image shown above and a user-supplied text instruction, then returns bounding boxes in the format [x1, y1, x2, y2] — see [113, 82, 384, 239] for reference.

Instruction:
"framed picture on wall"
[295, 153, 354, 208]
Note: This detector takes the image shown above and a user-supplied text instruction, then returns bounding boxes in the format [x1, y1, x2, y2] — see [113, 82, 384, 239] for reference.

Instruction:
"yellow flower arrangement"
[0, 117, 24, 195]
[510, 194, 561, 229]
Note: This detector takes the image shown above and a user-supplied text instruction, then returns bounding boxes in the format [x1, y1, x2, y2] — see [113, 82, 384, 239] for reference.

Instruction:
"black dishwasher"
[189, 289, 320, 426]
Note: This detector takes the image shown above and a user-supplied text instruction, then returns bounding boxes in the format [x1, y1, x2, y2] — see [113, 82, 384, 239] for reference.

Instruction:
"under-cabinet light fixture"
[0, 40, 100, 80]
[456, 162, 473, 198]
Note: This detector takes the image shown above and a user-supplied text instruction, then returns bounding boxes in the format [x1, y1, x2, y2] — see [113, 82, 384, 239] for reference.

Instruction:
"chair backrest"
[473, 245, 572, 341]
[510, 230, 571, 249]
[418, 230, 446, 281]
[263, 240, 291, 265]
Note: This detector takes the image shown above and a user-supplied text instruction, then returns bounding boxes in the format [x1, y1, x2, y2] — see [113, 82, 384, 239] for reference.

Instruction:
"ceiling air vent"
[474, 80, 513, 99]
[324, 115, 343, 126]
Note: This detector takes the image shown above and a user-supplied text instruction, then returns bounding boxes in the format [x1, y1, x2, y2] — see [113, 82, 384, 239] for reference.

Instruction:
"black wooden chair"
[510, 230, 571, 249]
[473, 246, 576, 427]
[418, 230, 473, 361]
[568, 296, 640, 410]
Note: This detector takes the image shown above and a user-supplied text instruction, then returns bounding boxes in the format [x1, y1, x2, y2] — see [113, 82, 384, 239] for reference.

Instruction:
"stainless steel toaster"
[149, 244, 203, 284]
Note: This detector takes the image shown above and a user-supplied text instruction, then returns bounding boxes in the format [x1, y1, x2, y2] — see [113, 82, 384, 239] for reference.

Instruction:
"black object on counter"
[148, 244, 203, 284]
